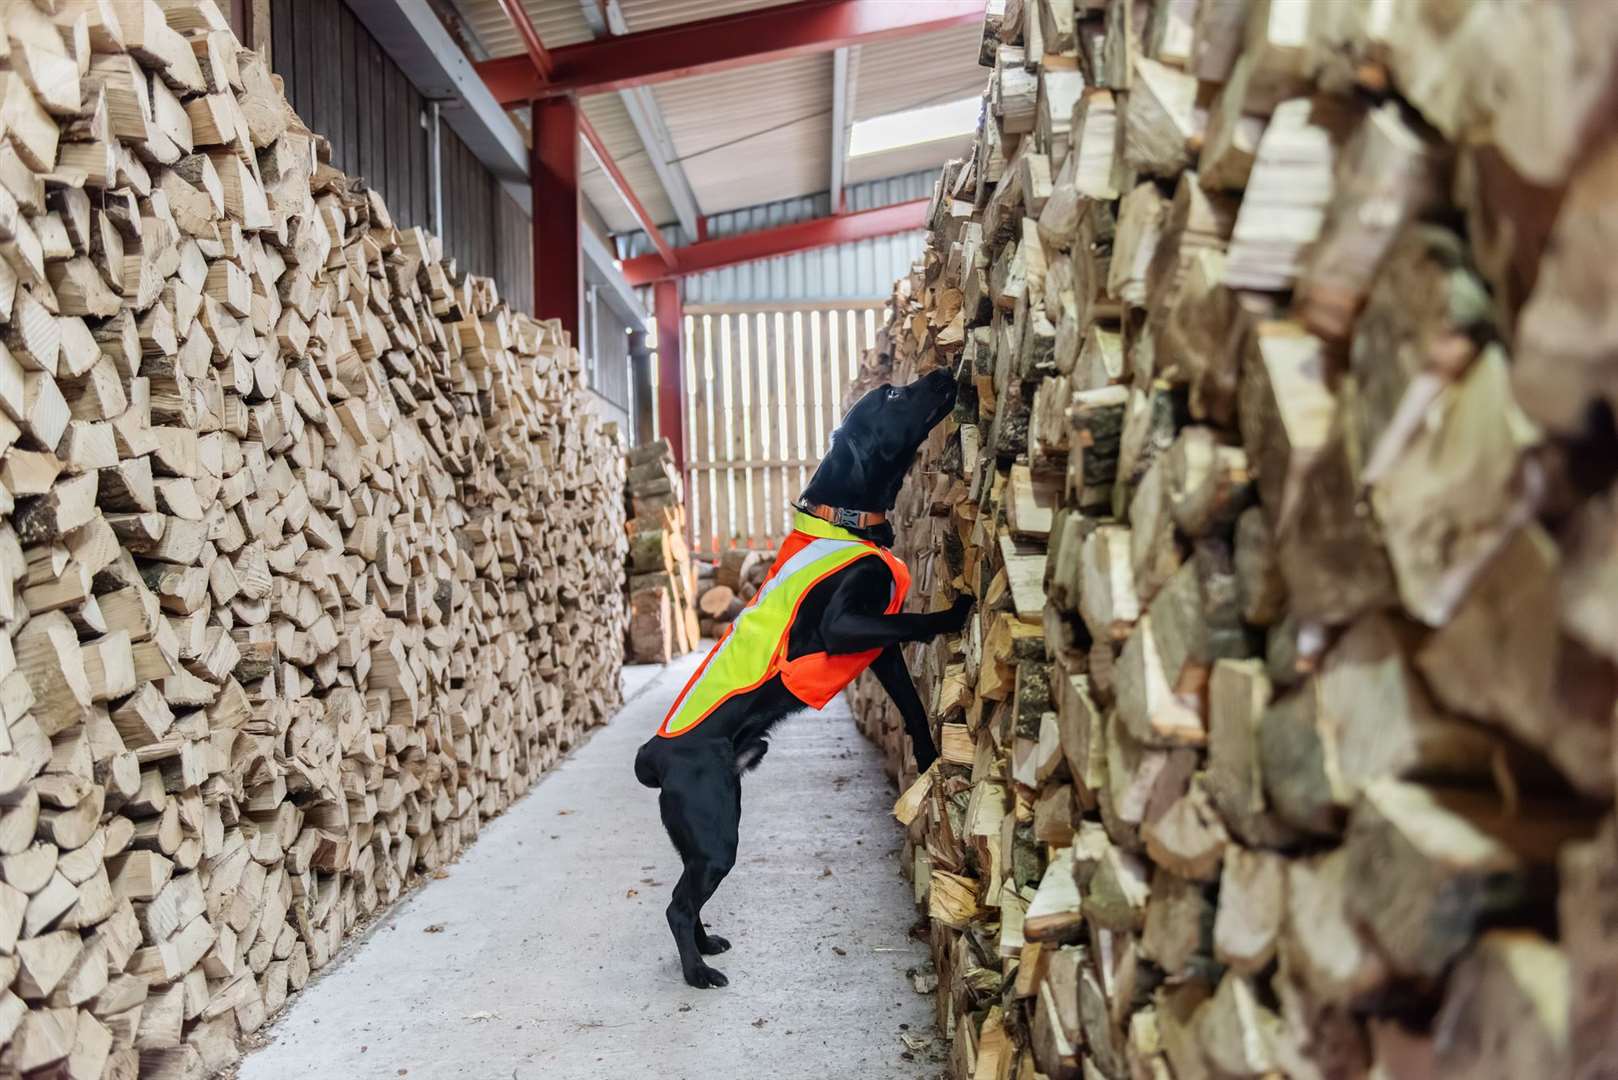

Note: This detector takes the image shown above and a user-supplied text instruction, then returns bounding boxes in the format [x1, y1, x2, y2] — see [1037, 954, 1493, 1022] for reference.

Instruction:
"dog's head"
[801, 366, 957, 518]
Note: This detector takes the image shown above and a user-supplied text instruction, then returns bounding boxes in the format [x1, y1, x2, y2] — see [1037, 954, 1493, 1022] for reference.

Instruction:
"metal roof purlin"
[583, 0, 704, 239]
[476, 0, 984, 103]
[829, 45, 856, 213]
[578, 112, 679, 267]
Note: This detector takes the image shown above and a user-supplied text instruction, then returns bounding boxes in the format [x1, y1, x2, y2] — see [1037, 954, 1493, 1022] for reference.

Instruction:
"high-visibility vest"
[658, 511, 911, 738]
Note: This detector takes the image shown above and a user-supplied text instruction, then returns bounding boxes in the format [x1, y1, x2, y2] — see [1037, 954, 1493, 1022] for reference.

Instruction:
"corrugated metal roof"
[650, 52, 832, 215]
[614, 0, 800, 33]
[455, 0, 801, 59]
[579, 94, 676, 233]
[853, 24, 986, 120]
[455, 0, 594, 57]
[446, 0, 979, 242]
[624, 170, 937, 303]
[835, 25, 985, 186]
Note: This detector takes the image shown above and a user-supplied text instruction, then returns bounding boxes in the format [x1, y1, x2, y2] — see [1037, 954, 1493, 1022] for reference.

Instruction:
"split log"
[1343, 780, 1583, 980]
[1432, 931, 1569, 1080]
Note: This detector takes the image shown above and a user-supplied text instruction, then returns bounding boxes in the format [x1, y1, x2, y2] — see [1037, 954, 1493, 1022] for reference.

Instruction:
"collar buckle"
[800, 502, 885, 532]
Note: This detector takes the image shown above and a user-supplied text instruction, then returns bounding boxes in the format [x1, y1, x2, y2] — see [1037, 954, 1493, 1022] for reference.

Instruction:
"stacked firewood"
[695, 549, 767, 641]
[852, 1, 1618, 1078]
[0, 1, 626, 1074]
[625, 438, 698, 662]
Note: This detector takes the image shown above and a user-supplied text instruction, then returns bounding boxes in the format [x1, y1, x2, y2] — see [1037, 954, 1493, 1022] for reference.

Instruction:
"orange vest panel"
[658, 515, 910, 738]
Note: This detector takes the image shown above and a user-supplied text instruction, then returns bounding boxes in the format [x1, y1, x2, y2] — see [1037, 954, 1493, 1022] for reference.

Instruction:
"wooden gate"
[680, 302, 884, 557]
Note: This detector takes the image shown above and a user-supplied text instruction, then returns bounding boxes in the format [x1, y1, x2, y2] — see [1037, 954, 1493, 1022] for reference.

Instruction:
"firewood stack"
[0, 1, 627, 1074]
[625, 438, 698, 662]
[850, 1, 1618, 1078]
[694, 549, 767, 641]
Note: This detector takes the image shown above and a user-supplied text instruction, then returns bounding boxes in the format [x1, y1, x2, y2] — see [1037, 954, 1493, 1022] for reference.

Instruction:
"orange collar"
[798, 502, 888, 530]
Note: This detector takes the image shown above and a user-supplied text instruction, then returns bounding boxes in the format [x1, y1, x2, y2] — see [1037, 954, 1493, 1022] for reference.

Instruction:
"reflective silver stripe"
[763, 538, 857, 593]
[682, 537, 858, 689]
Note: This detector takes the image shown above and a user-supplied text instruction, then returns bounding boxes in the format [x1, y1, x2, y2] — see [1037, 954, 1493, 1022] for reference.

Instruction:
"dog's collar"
[798, 502, 887, 531]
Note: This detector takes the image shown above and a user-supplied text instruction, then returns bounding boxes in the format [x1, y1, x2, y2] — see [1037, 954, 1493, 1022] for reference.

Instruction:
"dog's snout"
[918, 367, 956, 421]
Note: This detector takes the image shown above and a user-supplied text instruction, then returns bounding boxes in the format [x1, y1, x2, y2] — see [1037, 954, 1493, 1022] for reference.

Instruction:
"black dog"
[634, 367, 970, 989]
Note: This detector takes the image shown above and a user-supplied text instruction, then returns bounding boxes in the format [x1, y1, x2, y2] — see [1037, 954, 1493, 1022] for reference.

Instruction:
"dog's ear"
[801, 428, 872, 510]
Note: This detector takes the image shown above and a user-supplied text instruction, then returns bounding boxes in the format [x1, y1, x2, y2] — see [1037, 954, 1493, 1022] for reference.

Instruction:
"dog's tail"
[634, 740, 663, 788]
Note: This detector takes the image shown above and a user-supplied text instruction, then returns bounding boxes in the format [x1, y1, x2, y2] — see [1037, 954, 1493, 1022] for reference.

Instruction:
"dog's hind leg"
[657, 758, 740, 988]
[734, 738, 768, 773]
[633, 737, 664, 788]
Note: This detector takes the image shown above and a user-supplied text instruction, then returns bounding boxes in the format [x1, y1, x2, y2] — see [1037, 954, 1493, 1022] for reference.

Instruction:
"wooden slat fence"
[682, 302, 885, 557]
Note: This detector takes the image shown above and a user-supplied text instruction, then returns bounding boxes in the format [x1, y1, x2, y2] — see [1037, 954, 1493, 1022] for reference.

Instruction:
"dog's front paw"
[940, 594, 974, 632]
[698, 932, 731, 955]
[684, 963, 729, 989]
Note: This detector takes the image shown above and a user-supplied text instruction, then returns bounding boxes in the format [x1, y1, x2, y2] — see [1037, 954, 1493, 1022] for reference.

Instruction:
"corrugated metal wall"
[586, 288, 635, 427]
[624, 170, 937, 304]
[437, 127, 504, 299]
[493, 190, 534, 314]
[270, 0, 533, 314]
[271, 0, 429, 226]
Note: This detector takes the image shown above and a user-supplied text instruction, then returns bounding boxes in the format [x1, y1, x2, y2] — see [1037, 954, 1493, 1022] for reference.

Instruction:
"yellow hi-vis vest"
[657, 511, 911, 738]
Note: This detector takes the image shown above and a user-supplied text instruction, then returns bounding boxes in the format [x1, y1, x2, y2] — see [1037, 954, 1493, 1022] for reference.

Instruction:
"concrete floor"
[239, 651, 943, 1080]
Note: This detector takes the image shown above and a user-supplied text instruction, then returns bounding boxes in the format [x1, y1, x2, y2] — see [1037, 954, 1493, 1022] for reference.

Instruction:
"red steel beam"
[621, 198, 929, 286]
[477, 0, 983, 103]
[654, 280, 686, 472]
[494, 0, 553, 80]
[578, 111, 679, 270]
[532, 97, 581, 340]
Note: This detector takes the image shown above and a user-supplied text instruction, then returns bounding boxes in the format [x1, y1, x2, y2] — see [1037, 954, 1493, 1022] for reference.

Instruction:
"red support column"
[654, 279, 685, 472]
[531, 97, 581, 342]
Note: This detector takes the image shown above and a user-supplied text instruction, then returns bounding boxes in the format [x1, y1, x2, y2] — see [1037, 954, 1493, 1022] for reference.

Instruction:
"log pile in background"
[696, 548, 768, 642]
[851, 1, 1618, 1077]
[624, 437, 698, 663]
[0, 1, 627, 1074]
